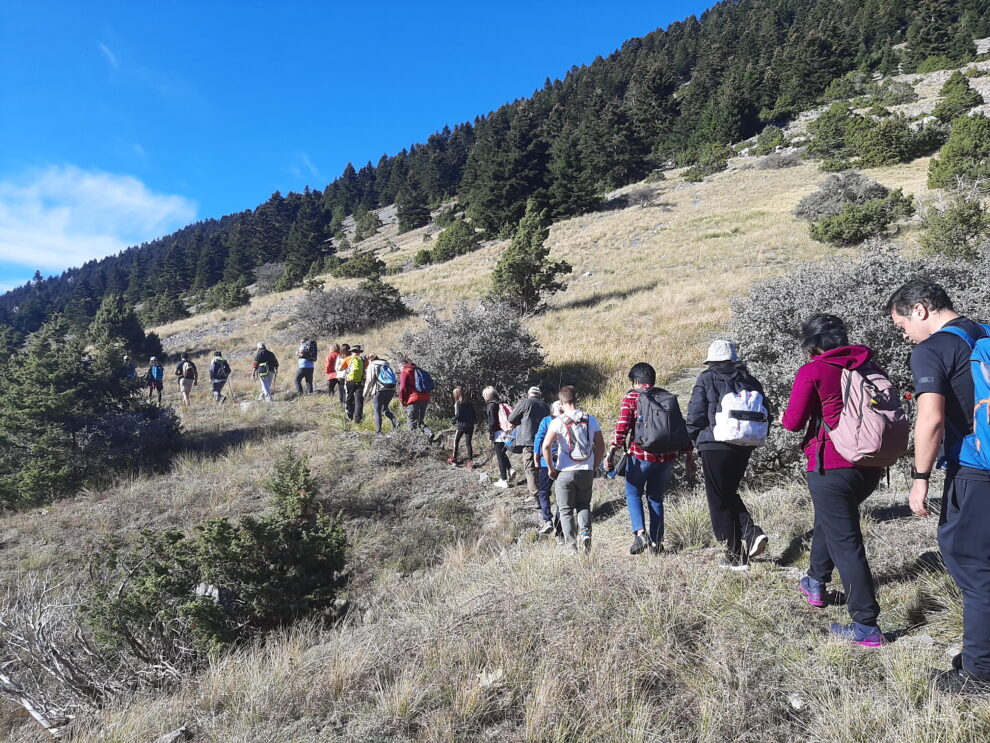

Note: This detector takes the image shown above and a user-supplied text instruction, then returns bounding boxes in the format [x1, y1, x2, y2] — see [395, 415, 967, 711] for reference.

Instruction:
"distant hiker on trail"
[781, 314, 897, 649]
[365, 353, 399, 433]
[483, 386, 514, 489]
[687, 341, 769, 570]
[325, 342, 343, 398]
[334, 343, 351, 407]
[541, 386, 605, 554]
[145, 356, 165, 404]
[509, 386, 551, 510]
[295, 337, 317, 395]
[400, 358, 433, 435]
[450, 387, 477, 468]
[209, 350, 232, 404]
[343, 344, 366, 423]
[606, 362, 695, 556]
[888, 279, 990, 693]
[533, 399, 565, 539]
[121, 355, 137, 380]
[253, 342, 279, 401]
[174, 352, 197, 406]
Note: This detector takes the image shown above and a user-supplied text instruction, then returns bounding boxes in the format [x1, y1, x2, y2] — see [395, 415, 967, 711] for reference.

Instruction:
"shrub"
[202, 278, 250, 311]
[86, 452, 348, 655]
[331, 250, 386, 279]
[396, 302, 545, 416]
[76, 406, 181, 473]
[353, 210, 383, 242]
[682, 143, 732, 182]
[807, 192, 914, 245]
[730, 245, 990, 475]
[848, 114, 945, 167]
[806, 102, 856, 158]
[426, 219, 483, 264]
[433, 204, 462, 228]
[752, 125, 785, 156]
[645, 169, 667, 183]
[920, 191, 990, 259]
[872, 79, 918, 106]
[794, 171, 890, 222]
[932, 71, 985, 122]
[253, 262, 285, 295]
[138, 292, 189, 326]
[928, 114, 990, 191]
[823, 72, 866, 101]
[757, 151, 801, 169]
[294, 277, 407, 338]
[916, 56, 959, 73]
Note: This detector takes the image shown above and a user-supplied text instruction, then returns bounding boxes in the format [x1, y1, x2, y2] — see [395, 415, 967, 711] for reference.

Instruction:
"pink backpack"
[498, 403, 514, 433]
[823, 364, 909, 469]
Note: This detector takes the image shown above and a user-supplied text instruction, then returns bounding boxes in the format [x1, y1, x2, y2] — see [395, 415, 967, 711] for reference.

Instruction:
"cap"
[527, 386, 543, 397]
[150, 356, 157, 361]
[351, 344, 364, 353]
[705, 340, 739, 364]
[257, 342, 266, 349]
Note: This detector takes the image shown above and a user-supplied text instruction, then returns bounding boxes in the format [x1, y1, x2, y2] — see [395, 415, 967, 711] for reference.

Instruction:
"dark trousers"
[345, 382, 364, 423]
[537, 465, 554, 522]
[327, 378, 343, 398]
[701, 448, 759, 556]
[373, 388, 398, 433]
[454, 428, 474, 460]
[940, 467, 990, 679]
[211, 379, 227, 401]
[493, 440, 510, 480]
[295, 367, 314, 394]
[807, 467, 882, 627]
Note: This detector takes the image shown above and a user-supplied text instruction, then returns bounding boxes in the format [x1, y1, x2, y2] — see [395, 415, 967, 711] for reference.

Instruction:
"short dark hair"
[181, 352, 190, 360]
[801, 314, 848, 354]
[885, 278, 955, 316]
[558, 385, 578, 405]
[628, 362, 656, 386]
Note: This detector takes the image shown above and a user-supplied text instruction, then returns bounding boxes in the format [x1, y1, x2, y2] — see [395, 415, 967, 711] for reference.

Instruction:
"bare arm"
[593, 430, 605, 470]
[910, 393, 945, 518]
[542, 429, 559, 477]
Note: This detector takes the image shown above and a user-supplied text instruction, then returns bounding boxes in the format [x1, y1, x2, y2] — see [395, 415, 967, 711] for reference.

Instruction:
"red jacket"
[781, 345, 875, 471]
[399, 363, 430, 406]
[324, 352, 339, 379]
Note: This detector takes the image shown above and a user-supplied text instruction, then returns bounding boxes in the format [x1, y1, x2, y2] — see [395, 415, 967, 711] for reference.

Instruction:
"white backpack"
[712, 390, 769, 447]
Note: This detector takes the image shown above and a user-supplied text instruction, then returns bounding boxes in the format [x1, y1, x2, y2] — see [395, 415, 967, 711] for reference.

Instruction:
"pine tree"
[88, 294, 147, 355]
[932, 70, 984, 122]
[548, 129, 602, 219]
[907, 0, 959, 63]
[396, 179, 430, 233]
[490, 200, 571, 315]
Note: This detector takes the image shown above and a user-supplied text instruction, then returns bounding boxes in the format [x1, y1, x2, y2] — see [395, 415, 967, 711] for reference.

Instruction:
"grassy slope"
[5, 67, 990, 740]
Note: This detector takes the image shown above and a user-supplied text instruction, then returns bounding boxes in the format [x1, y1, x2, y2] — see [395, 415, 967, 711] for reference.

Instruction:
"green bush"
[823, 72, 866, 101]
[928, 114, 990, 190]
[86, 452, 348, 655]
[794, 171, 889, 221]
[806, 102, 856, 158]
[752, 125, 785, 156]
[933, 71, 985, 123]
[353, 210, 383, 242]
[872, 79, 918, 106]
[138, 291, 189, 326]
[920, 192, 990, 260]
[807, 191, 914, 245]
[682, 143, 733, 182]
[849, 114, 946, 167]
[331, 250, 386, 279]
[420, 219, 482, 264]
[916, 56, 959, 73]
[202, 278, 250, 311]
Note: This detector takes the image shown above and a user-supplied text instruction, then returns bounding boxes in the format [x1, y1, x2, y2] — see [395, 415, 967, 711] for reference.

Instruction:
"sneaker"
[493, 479, 510, 489]
[828, 622, 885, 648]
[578, 530, 592, 555]
[538, 520, 554, 535]
[934, 667, 990, 694]
[509, 468, 517, 481]
[629, 532, 650, 555]
[447, 455, 456, 466]
[799, 576, 826, 608]
[748, 532, 769, 559]
[649, 541, 664, 555]
[555, 533, 565, 546]
[718, 552, 750, 572]
[464, 460, 474, 471]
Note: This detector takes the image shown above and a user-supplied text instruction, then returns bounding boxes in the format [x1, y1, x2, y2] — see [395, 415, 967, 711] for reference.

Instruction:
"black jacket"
[507, 397, 550, 448]
[687, 363, 767, 452]
[254, 348, 279, 370]
[453, 401, 478, 432]
[485, 399, 503, 441]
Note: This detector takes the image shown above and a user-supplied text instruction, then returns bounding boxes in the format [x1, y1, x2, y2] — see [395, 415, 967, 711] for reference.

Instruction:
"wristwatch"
[911, 467, 931, 481]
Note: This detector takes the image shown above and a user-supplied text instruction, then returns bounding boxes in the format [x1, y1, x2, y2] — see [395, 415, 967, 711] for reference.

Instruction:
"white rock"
[582, 271, 593, 277]
[240, 401, 254, 412]
[479, 473, 491, 485]
[787, 693, 806, 711]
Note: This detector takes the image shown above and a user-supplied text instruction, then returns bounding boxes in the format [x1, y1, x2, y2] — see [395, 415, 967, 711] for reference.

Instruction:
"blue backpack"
[378, 362, 397, 387]
[937, 323, 990, 470]
[413, 368, 434, 393]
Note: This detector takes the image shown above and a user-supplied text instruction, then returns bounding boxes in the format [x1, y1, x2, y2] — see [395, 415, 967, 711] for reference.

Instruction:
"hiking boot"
[578, 530, 592, 555]
[718, 551, 750, 572]
[649, 541, 663, 555]
[629, 532, 650, 555]
[493, 479, 510, 489]
[828, 622, 885, 648]
[934, 667, 990, 694]
[748, 531, 769, 559]
[538, 520, 554, 535]
[799, 576, 826, 608]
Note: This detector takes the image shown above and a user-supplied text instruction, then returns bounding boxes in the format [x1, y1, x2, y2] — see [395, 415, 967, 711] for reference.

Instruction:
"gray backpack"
[633, 388, 690, 454]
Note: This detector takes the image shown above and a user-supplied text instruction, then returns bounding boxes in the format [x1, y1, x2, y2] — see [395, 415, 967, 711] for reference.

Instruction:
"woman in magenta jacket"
[780, 314, 884, 647]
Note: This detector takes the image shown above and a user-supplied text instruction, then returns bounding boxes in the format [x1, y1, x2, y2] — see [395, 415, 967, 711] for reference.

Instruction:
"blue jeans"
[537, 466, 553, 522]
[625, 457, 674, 543]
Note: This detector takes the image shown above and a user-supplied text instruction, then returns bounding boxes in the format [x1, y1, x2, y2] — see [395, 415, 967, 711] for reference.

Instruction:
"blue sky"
[0, 1, 713, 290]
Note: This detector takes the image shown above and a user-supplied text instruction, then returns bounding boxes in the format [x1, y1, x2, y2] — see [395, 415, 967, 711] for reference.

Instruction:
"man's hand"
[533, 454, 541, 468]
[909, 478, 931, 518]
[548, 466, 559, 481]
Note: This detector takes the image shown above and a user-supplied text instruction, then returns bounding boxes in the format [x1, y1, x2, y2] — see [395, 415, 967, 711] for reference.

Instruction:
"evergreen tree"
[89, 294, 147, 355]
[548, 129, 602, 219]
[929, 114, 990, 191]
[490, 200, 571, 315]
[932, 70, 984, 122]
[907, 0, 960, 63]
[396, 179, 431, 233]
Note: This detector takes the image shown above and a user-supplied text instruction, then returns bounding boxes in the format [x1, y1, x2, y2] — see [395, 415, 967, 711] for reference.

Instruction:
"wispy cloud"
[290, 152, 323, 182]
[0, 165, 197, 272]
[98, 42, 119, 68]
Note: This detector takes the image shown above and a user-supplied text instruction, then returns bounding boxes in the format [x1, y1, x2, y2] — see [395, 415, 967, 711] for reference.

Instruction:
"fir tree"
[548, 129, 602, 219]
[396, 179, 430, 233]
[932, 70, 984, 122]
[88, 294, 147, 355]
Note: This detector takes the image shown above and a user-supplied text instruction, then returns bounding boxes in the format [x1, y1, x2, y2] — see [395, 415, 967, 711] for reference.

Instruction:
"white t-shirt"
[548, 409, 600, 471]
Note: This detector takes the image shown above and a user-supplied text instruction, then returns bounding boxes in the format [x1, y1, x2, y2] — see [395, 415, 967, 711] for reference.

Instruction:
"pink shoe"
[800, 576, 826, 608]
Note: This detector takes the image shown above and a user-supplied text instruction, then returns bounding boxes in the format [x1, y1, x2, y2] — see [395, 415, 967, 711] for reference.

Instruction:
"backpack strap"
[938, 325, 978, 349]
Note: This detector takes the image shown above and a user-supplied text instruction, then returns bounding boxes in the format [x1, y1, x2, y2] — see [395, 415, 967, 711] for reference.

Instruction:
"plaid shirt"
[610, 388, 692, 463]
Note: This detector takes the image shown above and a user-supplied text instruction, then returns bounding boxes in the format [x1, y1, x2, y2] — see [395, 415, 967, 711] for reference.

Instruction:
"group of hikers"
[132, 277, 988, 693]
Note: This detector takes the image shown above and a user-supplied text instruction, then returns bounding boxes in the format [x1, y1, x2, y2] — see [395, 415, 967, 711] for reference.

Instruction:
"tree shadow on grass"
[534, 360, 609, 401]
[552, 283, 655, 312]
[180, 421, 309, 458]
[875, 550, 944, 589]
[864, 502, 914, 523]
[774, 528, 813, 567]
[593, 497, 627, 521]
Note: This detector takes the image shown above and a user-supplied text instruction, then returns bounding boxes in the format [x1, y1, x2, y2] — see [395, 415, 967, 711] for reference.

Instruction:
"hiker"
[780, 314, 886, 648]
[509, 386, 551, 509]
[541, 386, 605, 554]
[400, 358, 433, 434]
[145, 356, 165, 404]
[174, 352, 197, 406]
[334, 343, 351, 407]
[888, 279, 990, 692]
[686, 341, 770, 570]
[295, 337, 318, 395]
[533, 399, 565, 538]
[209, 350, 232, 403]
[483, 386, 514, 489]
[252, 342, 279, 401]
[606, 363, 695, 556]
[343, 344, 366, 423]
[121, 355, 137, 380]
[364, 353, 399, 433]
[325, 343, 342, 398]
[450, 387, 477, 468]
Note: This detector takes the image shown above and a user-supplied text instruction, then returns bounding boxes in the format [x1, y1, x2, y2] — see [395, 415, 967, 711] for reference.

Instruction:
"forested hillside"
[1, 0, 988, 342]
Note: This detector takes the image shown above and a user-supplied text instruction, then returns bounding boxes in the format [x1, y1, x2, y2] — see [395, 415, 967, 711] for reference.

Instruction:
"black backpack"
[300, 340, 318, 361]
[633, 387, 691, 454]
[213, 359, 231, 380]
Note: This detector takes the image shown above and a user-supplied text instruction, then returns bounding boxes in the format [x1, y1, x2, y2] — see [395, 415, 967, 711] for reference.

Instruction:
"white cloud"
[0, 165, 197, 272]
[290, 152, 322, 181]
[98, 42, 119, 68]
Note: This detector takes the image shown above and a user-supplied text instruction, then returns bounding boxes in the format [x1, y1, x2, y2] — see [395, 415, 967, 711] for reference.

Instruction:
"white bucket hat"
[705, 340, 739, 364]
